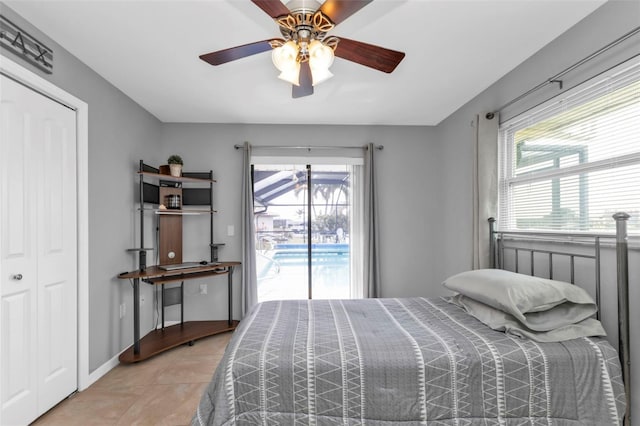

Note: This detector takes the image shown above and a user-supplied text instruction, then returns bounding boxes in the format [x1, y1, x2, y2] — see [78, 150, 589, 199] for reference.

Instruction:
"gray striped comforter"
[193, 298, 626, 425]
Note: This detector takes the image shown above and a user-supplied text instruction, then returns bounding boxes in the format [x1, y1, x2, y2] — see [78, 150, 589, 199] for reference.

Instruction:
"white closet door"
[0, 75, 39, 425]
[1, 75, 77, 425]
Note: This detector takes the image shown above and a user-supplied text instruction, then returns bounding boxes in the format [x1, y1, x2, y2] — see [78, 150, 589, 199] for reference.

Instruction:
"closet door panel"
[36, 98, 77, 414]
[0, 79, 39, 425]
[1, 75, 77, 424]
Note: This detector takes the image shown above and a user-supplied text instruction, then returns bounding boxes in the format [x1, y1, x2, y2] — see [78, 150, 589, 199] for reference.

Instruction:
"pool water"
[257, 244, 350, 302]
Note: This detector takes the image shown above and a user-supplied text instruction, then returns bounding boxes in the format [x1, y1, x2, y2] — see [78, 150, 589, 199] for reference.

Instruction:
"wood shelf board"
[145, 269, 231, 284]
[117, 262, 241, 280]
[137, 208, 217, 214]
[153, 209, 217, 215]
[118, 320, 239, 363]
[138, 171, 216, 183]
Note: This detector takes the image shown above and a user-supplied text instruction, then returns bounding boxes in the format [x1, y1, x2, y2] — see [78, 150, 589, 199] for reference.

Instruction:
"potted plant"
[167, 155, 183, 177]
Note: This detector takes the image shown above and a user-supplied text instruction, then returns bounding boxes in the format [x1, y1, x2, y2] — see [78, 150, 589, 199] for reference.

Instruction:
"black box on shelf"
[160, 180, 182, 188]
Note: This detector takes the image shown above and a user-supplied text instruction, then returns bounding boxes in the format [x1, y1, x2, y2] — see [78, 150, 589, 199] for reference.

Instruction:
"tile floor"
[33, 332, 233, 426]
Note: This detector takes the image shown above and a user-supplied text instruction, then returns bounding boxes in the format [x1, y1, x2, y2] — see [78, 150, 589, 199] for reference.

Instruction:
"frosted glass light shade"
[278, 62, 301, 85]
[308, 39, 334, 86]
[308, 40, 334, 70]
[310, 67, 333, 86]
[272, 41, 299, 71]
[272, 41, 301, 85]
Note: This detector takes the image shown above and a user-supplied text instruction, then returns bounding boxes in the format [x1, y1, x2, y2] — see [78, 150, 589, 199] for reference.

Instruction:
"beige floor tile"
[155, 355, 222, 384]
[169, 333, 232, 358]
[115, 383, 207, 426]
[33, 386, 147, 425]
[92, 349, 178, 391]
[33, 331, 233, 425]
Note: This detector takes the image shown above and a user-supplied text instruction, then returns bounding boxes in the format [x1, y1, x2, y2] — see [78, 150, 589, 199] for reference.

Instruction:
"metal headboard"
[489, 213, 631, 426]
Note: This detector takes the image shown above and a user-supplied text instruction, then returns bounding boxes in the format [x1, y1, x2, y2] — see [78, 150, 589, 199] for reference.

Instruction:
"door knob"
[13, 274, 23, 280]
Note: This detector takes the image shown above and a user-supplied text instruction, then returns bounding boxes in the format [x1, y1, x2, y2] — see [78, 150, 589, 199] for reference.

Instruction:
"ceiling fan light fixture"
[278, 62, 301, 85]
[272, 40, 299, 72]
[310, 66, 333, 86]
[308, 39, 334, 86]
[309, 40, 334, 68]
[200, 0, 406, 98]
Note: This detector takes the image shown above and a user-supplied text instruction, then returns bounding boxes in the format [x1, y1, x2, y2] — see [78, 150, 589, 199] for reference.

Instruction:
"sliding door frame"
[252, 158, 362, 301]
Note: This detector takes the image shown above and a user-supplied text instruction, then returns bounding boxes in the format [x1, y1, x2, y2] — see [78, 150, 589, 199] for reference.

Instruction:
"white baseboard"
[81, 321, 180, 391]
[81, 349, 125, 391]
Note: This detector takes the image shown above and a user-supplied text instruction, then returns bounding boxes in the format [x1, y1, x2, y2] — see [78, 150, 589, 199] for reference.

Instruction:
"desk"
[117, 261, 241, 363]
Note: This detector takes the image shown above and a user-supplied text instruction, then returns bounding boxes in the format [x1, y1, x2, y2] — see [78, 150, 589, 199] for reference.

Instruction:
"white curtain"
[363, 143, 381, 297]
[472, 113, 499, 269]
[241, 142, 258, 317]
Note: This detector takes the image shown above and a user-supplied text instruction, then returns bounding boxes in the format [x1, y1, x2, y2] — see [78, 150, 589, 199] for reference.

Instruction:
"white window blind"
[499, 59, 640, 233]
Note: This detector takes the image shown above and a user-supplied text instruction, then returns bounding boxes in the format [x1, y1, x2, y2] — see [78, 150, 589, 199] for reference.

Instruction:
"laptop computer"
[158, 262, 202, 271]
[158, 261, 221, 271]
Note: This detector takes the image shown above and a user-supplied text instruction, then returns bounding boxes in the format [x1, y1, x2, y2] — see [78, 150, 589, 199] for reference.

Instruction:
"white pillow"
[448, 294, 606, 342]
[443, 269, 598, 331]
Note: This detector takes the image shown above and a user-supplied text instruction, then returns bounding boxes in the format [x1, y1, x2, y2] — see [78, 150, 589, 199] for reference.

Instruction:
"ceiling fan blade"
[318, 0, 372, 25]
[334, 37, 405, 73]
[292, 61, 313, 98]
[199, 39, 282, 66]
[251, 0, 291, 18]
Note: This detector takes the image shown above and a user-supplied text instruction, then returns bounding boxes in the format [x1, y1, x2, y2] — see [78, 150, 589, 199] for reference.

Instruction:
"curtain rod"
[499, 52, 640, 125]
[496, 25, 640, 113]
[234, 144, 383, 150]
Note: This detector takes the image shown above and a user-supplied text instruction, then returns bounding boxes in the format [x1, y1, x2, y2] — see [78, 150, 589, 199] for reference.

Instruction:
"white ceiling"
[6, 0, 606, 125]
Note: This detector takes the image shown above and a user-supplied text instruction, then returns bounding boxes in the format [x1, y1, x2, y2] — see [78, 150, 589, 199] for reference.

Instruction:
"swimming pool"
[257, 243, 350, 301]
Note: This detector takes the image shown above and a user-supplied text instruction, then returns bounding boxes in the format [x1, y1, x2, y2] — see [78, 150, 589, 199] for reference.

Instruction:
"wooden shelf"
[137, 208, 217, 215]
[138, 171, 216, 183]
[145, 268, 231, 285]
[118, 320, 239, 363]
[153, 209, 217, 215]
[122, 161, 234, 363]
[118, 262, 240, 281]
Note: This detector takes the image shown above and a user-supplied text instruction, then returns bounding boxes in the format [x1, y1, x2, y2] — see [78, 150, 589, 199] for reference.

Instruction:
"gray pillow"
[448, 294, 606, 342]
[443, 269, 598, 331]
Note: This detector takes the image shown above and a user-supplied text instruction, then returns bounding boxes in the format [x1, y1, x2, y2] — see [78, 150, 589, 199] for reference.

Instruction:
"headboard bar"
[614, 212, 630, 426]
[489, 212, 631, 426]
[530, 251, 534, 276]
[595, 236, 601, 321]
[488, 217, 496, 268]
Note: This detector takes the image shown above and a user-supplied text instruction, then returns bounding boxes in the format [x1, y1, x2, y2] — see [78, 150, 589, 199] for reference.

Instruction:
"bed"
[192, 214, 631, 425]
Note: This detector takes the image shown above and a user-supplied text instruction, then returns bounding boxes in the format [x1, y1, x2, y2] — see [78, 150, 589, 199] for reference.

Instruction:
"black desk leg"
[133, 277, 140, 354]
[228, 266, 233, 326]
[161, 284, 165, 329]
[181, 281, 184, 324]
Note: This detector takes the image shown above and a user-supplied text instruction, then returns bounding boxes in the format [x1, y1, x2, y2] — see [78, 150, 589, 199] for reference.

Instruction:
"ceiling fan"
[199, 0, 406, 98]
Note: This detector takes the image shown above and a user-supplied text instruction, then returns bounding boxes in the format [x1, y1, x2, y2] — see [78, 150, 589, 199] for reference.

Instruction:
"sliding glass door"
[254, 163, 359, 302]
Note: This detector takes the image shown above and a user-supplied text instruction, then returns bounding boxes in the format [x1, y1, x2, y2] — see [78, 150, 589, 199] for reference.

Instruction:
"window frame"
[498, 59, 640, 232]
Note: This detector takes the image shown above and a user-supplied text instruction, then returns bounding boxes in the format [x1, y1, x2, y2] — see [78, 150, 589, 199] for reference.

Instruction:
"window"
[499, 60, 640, 233]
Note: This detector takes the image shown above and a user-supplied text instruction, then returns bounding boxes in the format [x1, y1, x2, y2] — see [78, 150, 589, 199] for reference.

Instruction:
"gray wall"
[437, 0, 640, 419]
[158, 124, 444, 322]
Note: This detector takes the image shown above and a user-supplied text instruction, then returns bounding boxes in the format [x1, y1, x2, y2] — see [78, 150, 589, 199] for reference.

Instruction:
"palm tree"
[313, 183, 334, 216]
